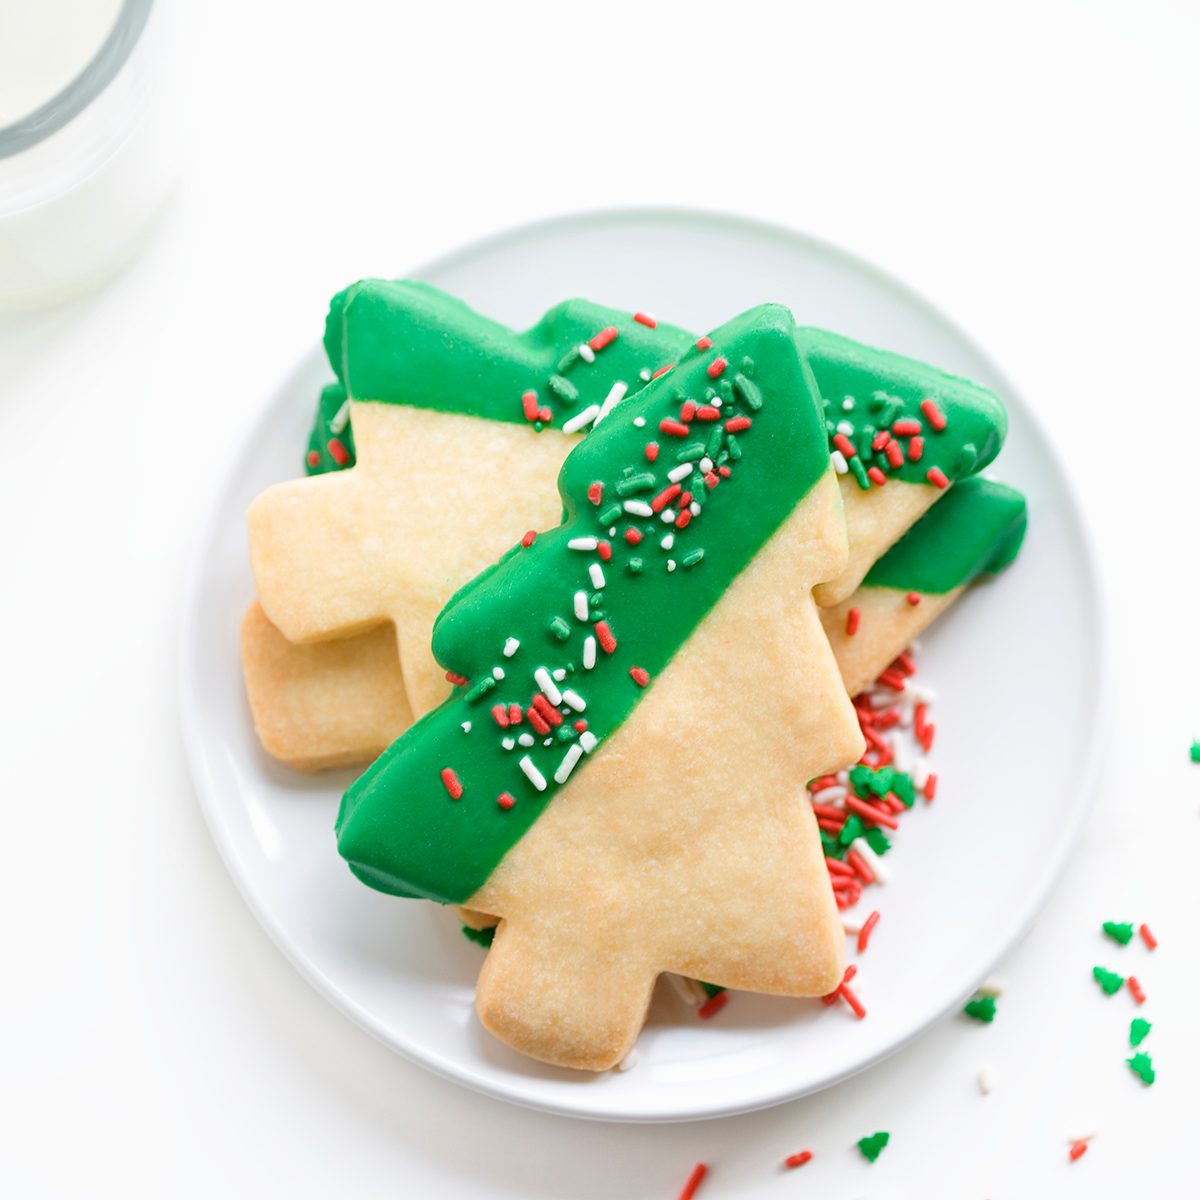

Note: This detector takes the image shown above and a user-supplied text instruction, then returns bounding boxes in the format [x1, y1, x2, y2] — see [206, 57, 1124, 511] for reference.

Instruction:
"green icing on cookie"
[305, 382, 356, 474]
[336, 304, 830, 904]
[306, 284, 1008, 500]
[861, 477, 1027, 594]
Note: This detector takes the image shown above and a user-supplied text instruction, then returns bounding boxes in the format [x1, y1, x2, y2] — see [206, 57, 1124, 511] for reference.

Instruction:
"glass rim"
[0, 0, 155, 161]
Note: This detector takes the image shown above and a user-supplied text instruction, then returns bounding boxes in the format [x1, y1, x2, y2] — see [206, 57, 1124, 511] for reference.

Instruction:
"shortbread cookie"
[240, 602, 412, 772]
[821, 477, 1027, 695]
[335, 305, 865, 1070]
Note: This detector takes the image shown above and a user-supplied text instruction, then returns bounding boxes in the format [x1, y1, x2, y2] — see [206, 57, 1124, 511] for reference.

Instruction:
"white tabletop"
[2, 2, 1196, 1195]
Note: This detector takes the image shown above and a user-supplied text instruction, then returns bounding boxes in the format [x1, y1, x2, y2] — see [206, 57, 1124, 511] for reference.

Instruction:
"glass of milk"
[0, 0, 182, 309]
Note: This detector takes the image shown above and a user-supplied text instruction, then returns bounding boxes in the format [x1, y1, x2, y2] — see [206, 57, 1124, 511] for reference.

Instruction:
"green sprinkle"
[857, 1132, 890, 1163]
[1191, 739, 1200, 763]
[849, 455, 870, 490]
[876, 399, 900, 429]
[549, 616, 571, 641]
[548, 374, 578, 403]
[725, 433, 742, 461]
[821, 833, 845, 859]
[681, 548, 705, 568]
[598, 502, 622, 525]
[867, 392, 886, 413]
[627, 557, 643, 574]
[864, 826, 891, 855]
[616, 472, 656, 496]
[963, 995, 997, 1023]
[718, 380, 734, 406]
[838, 814, 865, 846]
[699, 981, 726, 999]
[1093, 966, 1125, 995]
[733, 372, 762, 410]
[857, 426, 876, 459]
[554, 723, 577, 742]
[850, 764, 894, 799]
[464, 675, 497, 703]
[706, 427, 724, 460]
[1127, 1051, 1155, 1085]
[739, 355, 755, 377]
[1103, 921, 1135, 945]
[1130, 1018, 1152, 1047]
[461, 923, 495, 948]
[675, 441, 707, 463]
[556, 347, 580, 374]
[954, 442, 978, 476]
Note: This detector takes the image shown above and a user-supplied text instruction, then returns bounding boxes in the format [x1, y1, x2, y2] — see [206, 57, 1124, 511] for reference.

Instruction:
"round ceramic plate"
[180, 209, 1104, 1122]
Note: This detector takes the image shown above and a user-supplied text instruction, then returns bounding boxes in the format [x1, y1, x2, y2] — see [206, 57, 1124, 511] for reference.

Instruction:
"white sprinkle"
[889, 732, 911, 773]
[518, 733, 535, 747]
[977, 978, 1007, 998]
[554, 743, 584, 784]
[329, 399, 351, 435]
[850, 837, 890, 885]
[699, 456, 713, 473]
[593, 380, 628, 426]
[543, 737, 553, 747]
[831, 449, 849, 475]
[503, 637, 520, 658]
[460, 721, 472, 733]
[842, 396, 856, 411]
[812, 785, 848, 805]
[841, 913, 867, 935]
[633, 415, 646, 426]
[978, 1066, 994, 1095]
[562, 688, 586, 712]
[661, 508, 676, 523]
[519, 756, 546, 791]
[608, 527, 616, 536]
[836, 769, 849, 785]
[667, 559, 676, 572]
[580, 731, 598, 753]
[568, 536, 599, 551]
[502, 737, 515, 751]
[665, 974, 704, 1006]
[582, 636, 597, 670]
[907, 682, 937, 703]
[639, 369, 651, 382]
[909, 638, 924, 654]
[574, 591, 589, 621]
[623, 500, 653, 517]
[837, 419, 854, 436]
[589, 562, 606, 589]
[668, 463, 693, 483]
[578, 342, 595, 363]
[534, 667, 562, 705]
[711, 396, 722, 408]
[562, 404, 601, 434]
[552, 668, 567, 682]
[616, 1048, 639, 1072]
[661, 533, 675, 550]
[492, 666, 505, 681]
[689, 502, 700, 516]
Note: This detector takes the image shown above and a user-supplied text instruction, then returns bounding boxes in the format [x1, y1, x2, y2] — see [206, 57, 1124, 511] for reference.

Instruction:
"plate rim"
[178, 205, 1110, 1122]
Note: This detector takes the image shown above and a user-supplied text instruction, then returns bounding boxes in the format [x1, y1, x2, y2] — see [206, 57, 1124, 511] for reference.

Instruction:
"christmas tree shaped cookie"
[248, 281, 687, 715]
[821, 477, 1027, 695]
[335, 305, 865, 1070]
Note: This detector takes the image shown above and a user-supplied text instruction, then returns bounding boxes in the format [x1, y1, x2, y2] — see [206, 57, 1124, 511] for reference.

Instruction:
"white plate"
[180, 209, 1104, 1123]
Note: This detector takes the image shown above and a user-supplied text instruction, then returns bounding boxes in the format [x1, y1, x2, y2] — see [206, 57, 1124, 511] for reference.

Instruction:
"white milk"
[0, 0, 125, 127]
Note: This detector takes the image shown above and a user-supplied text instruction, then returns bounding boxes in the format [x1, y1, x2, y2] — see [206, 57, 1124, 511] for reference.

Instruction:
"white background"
[1, 1, 1196, 1195]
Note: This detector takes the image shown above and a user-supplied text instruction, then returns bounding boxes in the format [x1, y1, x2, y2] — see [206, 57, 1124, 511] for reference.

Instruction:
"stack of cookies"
[241, 281, 1025, 1070]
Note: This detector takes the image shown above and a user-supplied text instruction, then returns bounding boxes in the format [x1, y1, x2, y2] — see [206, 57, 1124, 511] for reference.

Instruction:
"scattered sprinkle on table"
[1092, 966, 1124, 996]
[1126, 975, 1146, 1005]
[1130, 1018, 1152, 1047]
[1102, 921, 1134, 945]
[857, 1131, 890, 1163]
[1191, 738, 1200, 763]
[676, 1162, 708, 1200]
[1139, 922, 1158, 950]
[1127, 1052, 1156, 1086]
[783, 1151, 813, 1169]
[963, 994, 997, 1023]
[978, 1064, 994, 1094]
[1069, 1139, 1089, 1162]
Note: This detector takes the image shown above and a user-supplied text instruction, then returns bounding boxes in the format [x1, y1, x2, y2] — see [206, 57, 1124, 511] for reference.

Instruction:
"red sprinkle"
[645, 441, 660, 462]
[906, 591, 922, 606]
[587, 481, 603, 506]
[659, 418, 691, 438]
[878, 668, 907, 691]
[845, 795, 899, 831]
[440, 768, 463, 800]
[717, 465, 731, 478]
[847, 849, 875, 884]
[651, 362, 675, 380]
[522, 390, 539, 421]
[885, 440, 905, 468]
[697, 991, 728, 1019]
[680, 401, 697, 422]
[677, 1162, 708, 1200]
[327, 438, 350, 466]
[707, 356, 728, 379]
[445, 671, 468, 687]
[521, 530, 537, 548]
[871, 431, 891, 452]
[537, 406, 552, 423]
[833, 432, 857, 458]
[826, 856, 856, 877]
[920, 397, 947, 430]
[526, 707, 550, 735]
[497, 792, 515, 811]
[695, 405, 720, 421]
[531, 694, 562, 727]
[920, 722, 936, 752]
[908, 436, 924, 462]
[926, 466, 950, 489]
[1139, 923, 1158, 950]
[724, 415, 752, 433]
[846, 607, 861, 636]
[675, 509, 692, 529]
[1069, 1140, 1089, 1163]
[651, 482, 682, 513]
[508, 704, 523, 725]
[629, 666, 650, 688]
[867, 466, 888, 487]
[696, 336, 713, 351]
[1127, 976, 1146, 1005]
[839, 981, 867, 1019]
[597, 540, 612, 561]
[625, 528, 643, 545]
[892, 418, 922, 437]
[818, 818, 847, 836]
[574, 719, 587, 732]
[491, 704, 509, 728]
[589, 325, 618, 352]
[633, 311, 656, 328]
[704, 470, 720, 489]
[784, 1151, 813, 1169]
[925, 773, 938, 801]
[595, 621, 617, 653]
[306, 449, 320, 468]
[857, 910, 881, 953]
[812, 804, 847, 821]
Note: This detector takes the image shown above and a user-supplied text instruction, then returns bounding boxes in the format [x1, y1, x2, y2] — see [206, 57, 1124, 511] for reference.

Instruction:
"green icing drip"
[861, 477, 1027, 594]
[305, 284, 1007, 499]
[305, 383, 356, 475]
[335, 305, 830, 904]
[461, 923, 496, 948]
